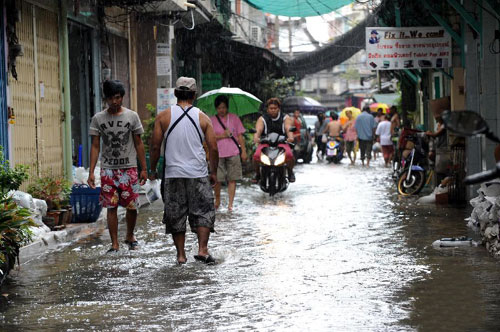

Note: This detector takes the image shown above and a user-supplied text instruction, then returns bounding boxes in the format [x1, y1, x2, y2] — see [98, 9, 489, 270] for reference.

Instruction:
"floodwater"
[1, 157, 500, 331]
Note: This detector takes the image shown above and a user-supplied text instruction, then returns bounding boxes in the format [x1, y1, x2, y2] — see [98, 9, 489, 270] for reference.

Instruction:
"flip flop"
[194, 255, 216, 265]
[107, 248, 118, 253]
[124, 240, 139, 250]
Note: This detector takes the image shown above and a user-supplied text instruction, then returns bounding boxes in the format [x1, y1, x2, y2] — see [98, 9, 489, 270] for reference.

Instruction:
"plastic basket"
[70, 184, 102, 223]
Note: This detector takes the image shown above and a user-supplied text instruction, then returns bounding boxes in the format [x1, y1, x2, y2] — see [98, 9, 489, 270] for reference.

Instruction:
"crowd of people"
[86, 75, 410, 264]
[314, 105, 400, 167]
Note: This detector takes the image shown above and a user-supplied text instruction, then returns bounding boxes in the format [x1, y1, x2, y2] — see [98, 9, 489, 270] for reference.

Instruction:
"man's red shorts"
[99, 168, 140, 209]
[253, 143, 294, 162]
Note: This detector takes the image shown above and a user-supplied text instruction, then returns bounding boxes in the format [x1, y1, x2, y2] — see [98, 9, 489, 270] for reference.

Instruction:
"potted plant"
[27, 175, 72, 228]
[0, 196, 35, 283]
[0, 148, 34, 283]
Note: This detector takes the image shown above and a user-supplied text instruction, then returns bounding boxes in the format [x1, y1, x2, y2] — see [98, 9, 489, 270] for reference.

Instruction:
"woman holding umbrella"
[210, 95, 247, 211]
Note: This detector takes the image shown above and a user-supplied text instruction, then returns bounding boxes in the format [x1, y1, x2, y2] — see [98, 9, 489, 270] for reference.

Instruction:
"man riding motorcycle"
[253, 98, 296, 183]
[323, 113, 344, 145]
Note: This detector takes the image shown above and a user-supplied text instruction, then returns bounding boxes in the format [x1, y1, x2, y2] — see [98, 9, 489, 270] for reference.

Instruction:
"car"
[289, 113, 315, 163]
[303, 115, 317, 137]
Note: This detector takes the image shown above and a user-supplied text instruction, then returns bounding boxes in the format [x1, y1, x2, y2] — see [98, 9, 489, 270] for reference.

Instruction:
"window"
[305, 78, 312, 90]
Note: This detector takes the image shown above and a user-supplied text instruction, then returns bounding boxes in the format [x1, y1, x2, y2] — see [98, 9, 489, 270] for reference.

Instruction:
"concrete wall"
[134, 18, 157, 122]
[464, 0, 500, 198]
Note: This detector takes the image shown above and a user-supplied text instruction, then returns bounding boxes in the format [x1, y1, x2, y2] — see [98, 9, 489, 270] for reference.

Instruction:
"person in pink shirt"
[210, 95, 247, 211]
[342, 110, 358, 165]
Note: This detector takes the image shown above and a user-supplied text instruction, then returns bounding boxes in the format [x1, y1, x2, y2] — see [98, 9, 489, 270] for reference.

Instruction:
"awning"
[372, 93, 400, 106]
[243, 0, 354, 17]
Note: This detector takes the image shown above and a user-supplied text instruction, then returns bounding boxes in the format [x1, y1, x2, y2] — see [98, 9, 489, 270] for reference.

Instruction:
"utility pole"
[377, 70, 382, 92]
[274, 16, 279, 51]
[288, 17, 292, 58]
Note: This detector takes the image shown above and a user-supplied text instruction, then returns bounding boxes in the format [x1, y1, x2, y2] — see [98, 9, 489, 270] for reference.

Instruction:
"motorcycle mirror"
[442, 110, 489, 136]
[442, 110, 500, 144]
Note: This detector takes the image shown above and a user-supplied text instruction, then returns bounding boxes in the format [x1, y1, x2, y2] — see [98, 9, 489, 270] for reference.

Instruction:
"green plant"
[27, 175, 72, 210]
[0, 195, 35, 271]
[242, 116, 257, 157]
[258, 76, 297, 102]
[0, 147, 29, 198]
[142, 103, 156, 154]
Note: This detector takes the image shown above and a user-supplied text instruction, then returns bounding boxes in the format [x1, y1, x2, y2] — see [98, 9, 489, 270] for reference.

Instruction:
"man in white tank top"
[149, 77, 219, 265]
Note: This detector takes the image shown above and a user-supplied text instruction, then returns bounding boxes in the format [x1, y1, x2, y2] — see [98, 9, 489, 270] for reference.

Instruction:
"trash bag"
[10, 190, 34, 210]
[143, 179, 162, 204]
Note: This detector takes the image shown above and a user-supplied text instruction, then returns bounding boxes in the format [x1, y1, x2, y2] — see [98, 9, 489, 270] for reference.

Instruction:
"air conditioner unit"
[250, 25, 261, 43]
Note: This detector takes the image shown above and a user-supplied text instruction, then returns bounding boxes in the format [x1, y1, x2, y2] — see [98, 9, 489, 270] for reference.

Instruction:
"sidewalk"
[19, 195, 151, 264]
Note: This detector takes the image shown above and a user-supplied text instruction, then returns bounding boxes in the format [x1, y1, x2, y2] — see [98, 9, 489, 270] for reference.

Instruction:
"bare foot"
[215, 201, 220, 210]
[228, 205, 233, 212]
[177, 253, 187, 265]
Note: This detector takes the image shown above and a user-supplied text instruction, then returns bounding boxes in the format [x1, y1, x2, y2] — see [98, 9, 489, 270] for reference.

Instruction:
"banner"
[157, 88, 176, 114]
[366, 27, 452, 70]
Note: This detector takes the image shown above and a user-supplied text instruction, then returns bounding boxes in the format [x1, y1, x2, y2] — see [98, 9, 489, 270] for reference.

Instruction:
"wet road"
[2, 157, 500, 331]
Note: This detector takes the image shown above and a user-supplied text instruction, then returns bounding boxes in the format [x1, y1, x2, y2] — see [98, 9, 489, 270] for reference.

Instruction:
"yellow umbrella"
[339, 106, 361, 119]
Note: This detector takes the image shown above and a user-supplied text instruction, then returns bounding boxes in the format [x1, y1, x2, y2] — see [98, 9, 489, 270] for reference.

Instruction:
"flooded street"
[2, 158, 500, 331]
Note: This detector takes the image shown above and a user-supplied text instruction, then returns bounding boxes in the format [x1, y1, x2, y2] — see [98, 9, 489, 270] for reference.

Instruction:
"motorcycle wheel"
[268, 171, 277, 196]
[397, 170, 425, 196]
[392, 153, 401, 181]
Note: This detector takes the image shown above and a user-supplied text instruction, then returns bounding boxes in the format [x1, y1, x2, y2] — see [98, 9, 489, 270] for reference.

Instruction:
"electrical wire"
[305, 0, 350, 37]
[230, 11, 317, 46]
[470, 0, 500, 54]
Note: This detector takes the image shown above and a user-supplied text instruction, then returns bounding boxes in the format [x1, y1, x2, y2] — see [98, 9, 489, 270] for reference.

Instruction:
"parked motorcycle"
[325, 136, 343, 164]
[257, 132, 294, 196]
[397, 131, 429, 195]
[442, 110, 500, 184]
[392, 127, 420, 180]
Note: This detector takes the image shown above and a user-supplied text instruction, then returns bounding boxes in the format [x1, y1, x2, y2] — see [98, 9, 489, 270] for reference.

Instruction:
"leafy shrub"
[0, 150, 34, 275]
[0, 196, 35, 270]
[27, 175, 72, 210]
[0, 147, 28, 198]
[142, 103, 156, 154]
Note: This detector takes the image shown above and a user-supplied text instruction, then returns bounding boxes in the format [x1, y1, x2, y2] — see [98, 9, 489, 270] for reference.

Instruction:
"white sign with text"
[366, 27, 452, 70]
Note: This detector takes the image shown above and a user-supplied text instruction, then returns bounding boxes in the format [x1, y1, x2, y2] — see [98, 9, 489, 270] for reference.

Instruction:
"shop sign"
[157, 43, 170, 55]
[156, 56, 171, 76]
[366, 27, 452, 70]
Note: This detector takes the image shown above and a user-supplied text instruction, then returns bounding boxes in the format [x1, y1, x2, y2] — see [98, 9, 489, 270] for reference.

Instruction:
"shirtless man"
[323, 116, 342, 139]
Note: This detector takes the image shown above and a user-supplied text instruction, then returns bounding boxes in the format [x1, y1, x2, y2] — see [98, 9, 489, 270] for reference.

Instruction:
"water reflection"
[1, 158, 499, 330]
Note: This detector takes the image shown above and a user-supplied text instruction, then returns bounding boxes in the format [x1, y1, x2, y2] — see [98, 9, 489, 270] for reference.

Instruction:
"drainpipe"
[59, 0, 73, 181]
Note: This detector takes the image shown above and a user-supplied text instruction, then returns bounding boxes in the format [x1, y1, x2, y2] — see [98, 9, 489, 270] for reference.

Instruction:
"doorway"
[69, 21, 94, 168]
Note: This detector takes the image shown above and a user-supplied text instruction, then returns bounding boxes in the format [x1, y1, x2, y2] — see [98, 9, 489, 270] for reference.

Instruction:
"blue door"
[0, 3, 9, 157]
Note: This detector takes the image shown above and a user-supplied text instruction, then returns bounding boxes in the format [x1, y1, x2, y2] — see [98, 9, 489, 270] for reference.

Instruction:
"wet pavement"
[1, 157, 500, 331]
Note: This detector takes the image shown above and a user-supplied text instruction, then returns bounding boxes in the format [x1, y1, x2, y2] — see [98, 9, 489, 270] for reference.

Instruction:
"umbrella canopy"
[196, 87, 262, 116]
[281, 96, 327, 114]
[369, 103, 389, 114]
[339, 106, 361, 119]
